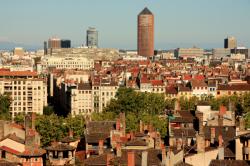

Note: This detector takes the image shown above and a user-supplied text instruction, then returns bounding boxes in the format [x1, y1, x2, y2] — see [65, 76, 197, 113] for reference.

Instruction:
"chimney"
[31, 113, 36, 130]
[98, 139, 104, 155]
[210, 127, 216, 144]
[69, 129, 73, 138]
[176, 139, 182, 150]
[140, 120, 144, 133]
[219, 105, 227, 117]
[218, 135, 224, 160]
[120, 113, 126, 136]
[116, 118, 121, 131]
[130, 131, 135, 140]
[161, 144, 167, 166]
[239, 117, 245, 131]
[141, 151, 148, 166]
[106, 153, 113, 166]
[116, 142, 122, 157]
[196, 111, 204, 135]
[196, 133, 205, 153]
[127, 151, 135, 166]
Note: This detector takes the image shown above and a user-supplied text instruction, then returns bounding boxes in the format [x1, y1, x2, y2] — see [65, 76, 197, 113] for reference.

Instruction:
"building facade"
[48, 38, 61, 49]
[137, 7, 154, 57]
[224, 36, 237, 49]
[86, 27, 98, 48]
[42, 56, 94, 70]
[61, 40, 71, 48]
[0, 71, 47, 119]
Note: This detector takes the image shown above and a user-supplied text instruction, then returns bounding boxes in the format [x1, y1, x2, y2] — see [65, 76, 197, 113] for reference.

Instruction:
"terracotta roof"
[204, 126, 236, 143]
[19, 146, 46, 157]
[125, 139, 147, 146]
[166, 87, 178, 94]
[217, 84, 250, 91]
[0, 146, 21, 155]
[179, 86, 191, 92]
[0, 71, 37, 77]
[209, 160, 248, 166]
[45, 143, 76, 151]
[0, 159, 21, 166]
[151, 80, 164, 86]
[78, 82, 92, 90]
[191, 80, 207, 87]
[0, 133, 25, 144]
[172, 129, 196, 138]
[86, 121, 116, 143]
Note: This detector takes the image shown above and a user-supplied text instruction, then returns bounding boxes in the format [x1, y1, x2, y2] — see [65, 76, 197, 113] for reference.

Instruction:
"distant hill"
[0, 41, 41, 51]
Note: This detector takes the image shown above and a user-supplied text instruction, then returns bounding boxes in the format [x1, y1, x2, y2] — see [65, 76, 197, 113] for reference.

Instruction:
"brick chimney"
[196, 111, 204, 135]
[239, 117, 245, 131]
[140, 120, 144, 133]
[161, 144, 167, 166]
[31, 113, 36, 130]
[141, 151, 148, 166]
[98, 139, 104, 155]
[176, 139, 182, 150]
[210, 127, 216, 144]
[196, 133, 205, 153]
[120, 113, 126, 136]
[106, 153, 113, 166]
[116, 118, 121, 131]
[218, 105, 226, 126]
[127, 151, 135, 166]
[69, 129, 73, 138]
[116, 142, 122, 157]
[218, 134, 224, 160]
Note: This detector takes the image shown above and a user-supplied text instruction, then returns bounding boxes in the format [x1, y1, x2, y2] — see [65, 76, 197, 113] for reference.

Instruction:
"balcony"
[243, 147, 250, 154]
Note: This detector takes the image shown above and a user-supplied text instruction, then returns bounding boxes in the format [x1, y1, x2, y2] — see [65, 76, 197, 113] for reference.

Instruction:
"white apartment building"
[41, 56, 94, 70]
[69, 81, 118, 117]
[0, 71, 47, 119]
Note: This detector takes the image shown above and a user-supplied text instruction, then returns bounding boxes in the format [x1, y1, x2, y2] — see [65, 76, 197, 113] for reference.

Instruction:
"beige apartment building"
[69, 80, 118, 116]
[41, 56, 94, 70]
[0, 70, 47, 119]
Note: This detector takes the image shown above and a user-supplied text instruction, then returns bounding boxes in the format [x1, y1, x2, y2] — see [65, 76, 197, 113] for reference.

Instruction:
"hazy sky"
[0, 0, 250, 49]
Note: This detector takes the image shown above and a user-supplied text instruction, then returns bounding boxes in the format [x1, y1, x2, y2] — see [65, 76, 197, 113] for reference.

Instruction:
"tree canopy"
[0, 94, 11, 120]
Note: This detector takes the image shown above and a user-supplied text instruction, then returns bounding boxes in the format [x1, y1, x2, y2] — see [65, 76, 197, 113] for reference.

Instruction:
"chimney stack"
[140, 120, 144, 133]
[141, 151, 148, 166]
[69, 129, 73, 138]
[218, 135, 224, 160]
[161, 144, 167, 166]
[196, 133, 205, 153]
[98, 139, 104, 155]
[106, 153, 113, 166]
[196, 111, 204, 135]
[239, 117, 245, 131]
[31, 113, 36, 130]
[116, 118, 121, 131]
[210, 127, 215, 144]
[116, 142, 122, 157]
[176, 139, 182, 150]
[128, 151, 135, 166]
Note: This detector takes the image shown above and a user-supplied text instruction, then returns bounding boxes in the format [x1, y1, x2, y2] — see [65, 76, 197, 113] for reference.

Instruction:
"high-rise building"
[86, 27, 98, 48]
[224, 37, 237, 49]
[61, 40, 71, 48]
[137, 7, 154, 57]
[48, 38, 61, 49]
[44, 41, 48, 55]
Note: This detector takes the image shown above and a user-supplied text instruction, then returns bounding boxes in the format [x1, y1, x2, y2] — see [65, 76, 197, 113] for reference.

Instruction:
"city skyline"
[0, 0, 250, 50]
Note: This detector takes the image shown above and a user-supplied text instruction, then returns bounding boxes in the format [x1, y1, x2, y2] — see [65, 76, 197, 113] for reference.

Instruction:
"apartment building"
[0, 70, 47, 118]
[61, 79, 118, 116]
[41, 56, 94, 70]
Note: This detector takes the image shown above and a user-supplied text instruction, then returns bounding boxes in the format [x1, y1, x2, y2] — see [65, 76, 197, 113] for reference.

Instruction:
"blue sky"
[0, 0, 250, 49]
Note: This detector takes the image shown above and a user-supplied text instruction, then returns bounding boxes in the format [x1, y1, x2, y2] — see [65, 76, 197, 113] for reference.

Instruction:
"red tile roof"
[0, 146, 21, 155]
[151, 80, 164, 86]
[0, 71, 37, 77]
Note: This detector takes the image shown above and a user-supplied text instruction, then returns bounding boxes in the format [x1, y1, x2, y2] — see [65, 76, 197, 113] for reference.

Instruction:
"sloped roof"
[209, 160, 248, 166]
[139, 7, 153, 15]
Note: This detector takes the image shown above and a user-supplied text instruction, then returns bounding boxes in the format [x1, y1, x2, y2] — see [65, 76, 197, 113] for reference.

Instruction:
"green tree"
[64, 115, 85, 137]
[0, 94, 11, 120]
[43, 106, 55, 115]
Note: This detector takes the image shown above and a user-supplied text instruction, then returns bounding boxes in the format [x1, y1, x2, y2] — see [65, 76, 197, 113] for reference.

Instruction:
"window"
[1, 151, 6, 158]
